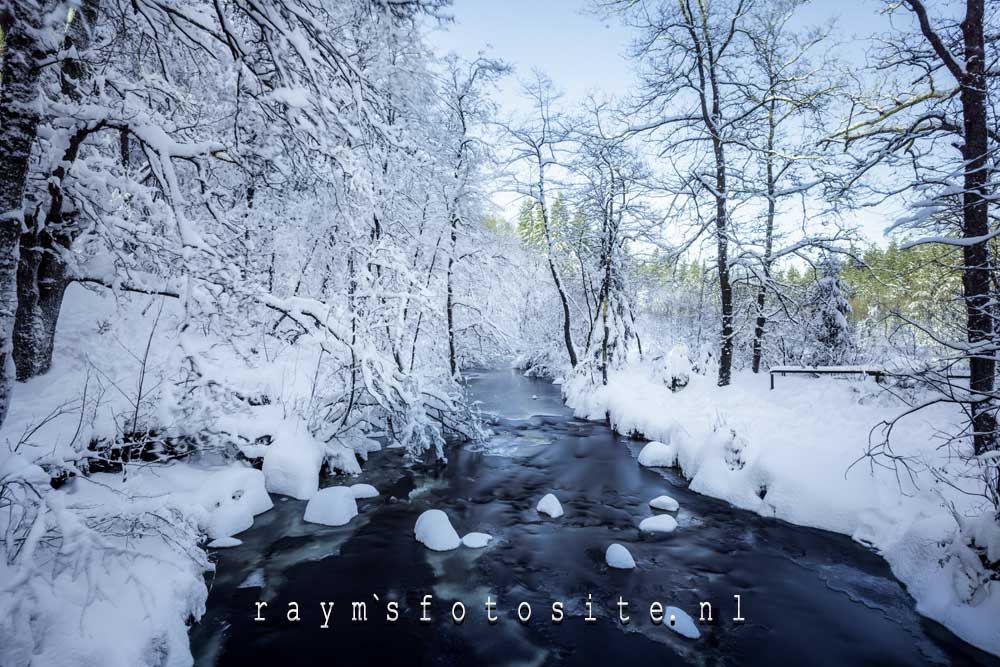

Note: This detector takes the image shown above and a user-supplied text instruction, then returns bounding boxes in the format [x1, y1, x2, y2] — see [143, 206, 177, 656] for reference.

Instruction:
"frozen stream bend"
[190, 368, 998, 666]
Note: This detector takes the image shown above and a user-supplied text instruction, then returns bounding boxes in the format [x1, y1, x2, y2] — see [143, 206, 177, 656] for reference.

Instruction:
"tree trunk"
[751, 102, 777, 374]
[0, 1, 48, 423]
[446, 213, 458, 377]
[12, 0, 102, 382]
[13, 224, 69, 379]
[958, 0, 996, 456]
[536, 164, 578, 368]
[713, 141, 734, 386]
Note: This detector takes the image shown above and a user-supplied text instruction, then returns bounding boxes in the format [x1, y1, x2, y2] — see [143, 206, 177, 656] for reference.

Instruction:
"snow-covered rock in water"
[262, 437, 324, 500]
[665, 606, 700, 639]
[208, 537, 242, 548]
[638, 441, 677, 467]
[350, 483, 379, 499]
[665, 344, 692, 391]
[461, 532, 493, 548]
[639, 514, 678, 533]
[303, 486, 358, 526]
[206, 501, 254, 540]
[415, 509, 462, 551]
[605, 543, 636, 569]
[536, 493, 564, 518]
[649, 495, 679, 512]
[201, 467, 273, 539]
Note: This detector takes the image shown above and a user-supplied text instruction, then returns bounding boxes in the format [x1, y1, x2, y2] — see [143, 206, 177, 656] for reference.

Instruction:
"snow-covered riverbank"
[563, 362, 1000, 656]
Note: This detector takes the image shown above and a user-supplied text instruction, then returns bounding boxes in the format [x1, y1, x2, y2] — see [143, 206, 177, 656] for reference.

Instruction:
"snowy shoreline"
[562, 363, 1000, 656]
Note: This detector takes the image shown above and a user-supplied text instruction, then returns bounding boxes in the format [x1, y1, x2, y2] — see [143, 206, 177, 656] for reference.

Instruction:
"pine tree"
[803, 255, 854, 365]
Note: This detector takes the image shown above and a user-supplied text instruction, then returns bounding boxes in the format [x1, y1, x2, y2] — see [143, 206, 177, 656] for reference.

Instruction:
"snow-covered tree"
[802, 255, 854, 365]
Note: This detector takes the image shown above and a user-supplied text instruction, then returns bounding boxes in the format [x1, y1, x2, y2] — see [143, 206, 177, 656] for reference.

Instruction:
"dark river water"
[190, 368, 998, 666]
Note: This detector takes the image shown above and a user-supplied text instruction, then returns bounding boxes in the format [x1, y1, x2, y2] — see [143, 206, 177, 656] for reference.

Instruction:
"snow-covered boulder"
[665, 606, 700, 639]
[536, 493, 564, 518]
[262, 437, 324, 500]
[649, 495, 679, 512]
[303, 486, 358, 526]
[415, 509, 462, 551]
[350, 483, 379, 499]
[638, 441, 678, 467]
[639, 514, 678, 533]
[461, 532, 493, 548]
[605, 543, 636, 569]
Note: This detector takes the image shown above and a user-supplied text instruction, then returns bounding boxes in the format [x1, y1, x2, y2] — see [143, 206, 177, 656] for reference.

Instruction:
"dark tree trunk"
[0, 1, 48, 422]
[714, 148, 734, 387]
[751, 107, 777, 374]
[13, 223, 69, 380]
[11, 0, 101, 382]
[446, 213, 458, 377]
[957, 0, 996, 456]
[537, 170, 577, 368]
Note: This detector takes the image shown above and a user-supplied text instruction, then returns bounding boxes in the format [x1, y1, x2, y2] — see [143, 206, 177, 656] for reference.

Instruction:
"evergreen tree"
[803, 255, 854, 365]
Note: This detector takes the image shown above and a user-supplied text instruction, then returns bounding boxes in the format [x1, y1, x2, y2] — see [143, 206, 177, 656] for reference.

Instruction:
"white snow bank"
[303, 486, 359, 526]
[208, 537, 243, 548]
[665, 606, 700, 639]
[0, 461, 268, 667]
[351, 483, 379, 499]
[649, 495, 680, 512]
[415, 509, 462, 551]
[637, 441, 678, 467]
[536, 493, 564, 518]
[564, 362, 1000, 655]
[461, 532, 493, 548]
[639, 514, 678, 533]
[606, 543, 636, 569]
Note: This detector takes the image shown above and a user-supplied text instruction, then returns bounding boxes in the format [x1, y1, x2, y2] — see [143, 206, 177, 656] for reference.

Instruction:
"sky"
[425, 1, 923, 246]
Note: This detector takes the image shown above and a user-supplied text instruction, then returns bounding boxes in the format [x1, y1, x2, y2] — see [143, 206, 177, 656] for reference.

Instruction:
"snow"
[303, 486, 359, 526]
[605, 543, 636, 569]
[414, 509, 462, 551]
[350, 483, 379, 499]
[564, 363, 1000, 655]
[461, 532, 493, 548]
[202, 467, 273, 539]
[637, 441, 678, 467]
[536, 493, 565, 518]
[0, 461, 269, 667]
[649, 495, 680, 512]
[639, 514, 679, 533]
[208, 537, 243, 548]
[665, 606, 700, 639]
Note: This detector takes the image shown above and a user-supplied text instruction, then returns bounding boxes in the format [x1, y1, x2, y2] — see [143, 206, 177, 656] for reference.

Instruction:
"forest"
[0, 0, 998, 665]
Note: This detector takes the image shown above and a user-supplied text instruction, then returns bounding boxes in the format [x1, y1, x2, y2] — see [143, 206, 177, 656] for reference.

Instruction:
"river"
[190, 368, 998, 666]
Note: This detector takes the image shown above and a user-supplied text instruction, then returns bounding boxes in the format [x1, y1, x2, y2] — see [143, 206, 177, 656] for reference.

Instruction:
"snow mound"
[415, 509, 462, 551]
[350, 483, 379, 499]
[201, 467, 272, 540]
[303, 486, 358, 526]
[263, 436, 324, 500]
[639, 514, 678, 533]
[665, 606, 700, 639]
[208, 537, 242, 548]
[461, 532, 493, 548]
[638, 441, 678, 467]
[536, 493, 564, 518]
[649, 495, 679, 512]
[605, 543, 636, 569]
